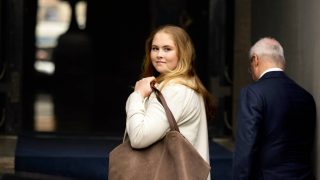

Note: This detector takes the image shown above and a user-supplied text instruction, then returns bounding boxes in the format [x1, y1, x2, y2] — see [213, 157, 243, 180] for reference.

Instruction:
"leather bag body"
[108, 82, 211, 180]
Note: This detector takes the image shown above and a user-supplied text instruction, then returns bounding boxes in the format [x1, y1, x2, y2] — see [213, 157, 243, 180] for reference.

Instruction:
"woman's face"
[150, 32, 179, 74]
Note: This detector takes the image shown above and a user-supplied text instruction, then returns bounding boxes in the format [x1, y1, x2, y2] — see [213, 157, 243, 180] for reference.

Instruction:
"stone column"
[232, 0, 252, 139]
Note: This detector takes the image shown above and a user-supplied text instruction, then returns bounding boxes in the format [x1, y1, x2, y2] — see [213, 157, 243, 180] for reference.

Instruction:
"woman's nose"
[156, 50, 164, 58]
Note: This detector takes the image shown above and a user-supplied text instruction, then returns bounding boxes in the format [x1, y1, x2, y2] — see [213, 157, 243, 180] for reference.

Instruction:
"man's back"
[233, 71, 316, 179]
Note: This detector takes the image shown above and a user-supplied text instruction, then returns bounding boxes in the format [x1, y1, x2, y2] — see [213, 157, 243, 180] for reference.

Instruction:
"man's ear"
[252, 55, 259, 67]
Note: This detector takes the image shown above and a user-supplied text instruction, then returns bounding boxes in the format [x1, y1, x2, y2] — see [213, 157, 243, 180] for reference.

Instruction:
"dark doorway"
[1, 0, 233, 138]
[31, 0, 151, 135]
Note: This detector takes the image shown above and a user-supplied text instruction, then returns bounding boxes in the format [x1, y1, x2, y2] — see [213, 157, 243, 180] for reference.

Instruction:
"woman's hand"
[134, 76, 156, 98]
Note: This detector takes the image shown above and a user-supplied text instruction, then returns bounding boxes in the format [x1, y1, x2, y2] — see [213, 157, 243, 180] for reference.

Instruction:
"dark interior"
[0, 0, 234, 138]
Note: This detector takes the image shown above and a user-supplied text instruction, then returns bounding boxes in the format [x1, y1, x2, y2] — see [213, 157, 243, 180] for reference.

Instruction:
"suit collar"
[259, 71, 286, 80]
[259, 68, 283, 79]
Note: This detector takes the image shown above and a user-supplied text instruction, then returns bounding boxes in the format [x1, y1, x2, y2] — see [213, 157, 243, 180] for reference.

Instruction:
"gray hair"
[249, 37, 286, 66]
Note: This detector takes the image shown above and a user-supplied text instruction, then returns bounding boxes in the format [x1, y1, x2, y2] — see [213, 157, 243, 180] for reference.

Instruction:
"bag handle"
[150, 81, 180, 132]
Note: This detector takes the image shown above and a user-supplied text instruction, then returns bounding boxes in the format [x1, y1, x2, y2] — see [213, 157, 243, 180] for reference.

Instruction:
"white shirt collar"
[259, 68, 283, 79]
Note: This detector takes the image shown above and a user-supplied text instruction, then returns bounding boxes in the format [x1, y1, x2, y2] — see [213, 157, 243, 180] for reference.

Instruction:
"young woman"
[125, 24, 214, 179]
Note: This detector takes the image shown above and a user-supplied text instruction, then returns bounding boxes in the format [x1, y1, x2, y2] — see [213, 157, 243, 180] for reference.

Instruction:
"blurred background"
[0, 0, 319, 179]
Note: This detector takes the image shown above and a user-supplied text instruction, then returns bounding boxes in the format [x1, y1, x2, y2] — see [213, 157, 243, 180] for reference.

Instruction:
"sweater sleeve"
[125, 89, 170, 149]
[125, 84, 198, 149]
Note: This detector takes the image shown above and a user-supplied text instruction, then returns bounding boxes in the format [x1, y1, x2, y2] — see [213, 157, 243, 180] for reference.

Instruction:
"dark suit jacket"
[232, 71, 316, 180]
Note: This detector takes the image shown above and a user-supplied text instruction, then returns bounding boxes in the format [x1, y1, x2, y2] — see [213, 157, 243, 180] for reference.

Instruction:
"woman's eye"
[151, 47, 159, 51]
[163, 47, 171, 52]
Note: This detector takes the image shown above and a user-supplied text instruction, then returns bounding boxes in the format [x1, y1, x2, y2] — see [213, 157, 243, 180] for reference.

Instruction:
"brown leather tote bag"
[108, 82, 211, 180]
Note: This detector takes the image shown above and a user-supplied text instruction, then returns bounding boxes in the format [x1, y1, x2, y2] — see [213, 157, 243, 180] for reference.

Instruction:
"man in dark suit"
[232, 37, 316, 180]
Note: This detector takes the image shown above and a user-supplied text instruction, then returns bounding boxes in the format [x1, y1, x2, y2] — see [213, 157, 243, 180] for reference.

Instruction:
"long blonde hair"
[141, 24, 215, 120]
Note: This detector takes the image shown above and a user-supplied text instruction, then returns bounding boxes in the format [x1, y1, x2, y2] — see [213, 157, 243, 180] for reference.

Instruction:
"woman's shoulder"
[161, 81, 190, 92]
[160, 81, 199, 101]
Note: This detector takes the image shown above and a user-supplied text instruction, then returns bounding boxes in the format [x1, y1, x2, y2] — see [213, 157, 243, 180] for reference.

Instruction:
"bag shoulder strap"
[150, 81, 180, 132]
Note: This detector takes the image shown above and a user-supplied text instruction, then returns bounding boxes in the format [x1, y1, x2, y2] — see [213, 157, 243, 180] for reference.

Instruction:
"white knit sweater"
[125, 82, 210, 178]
